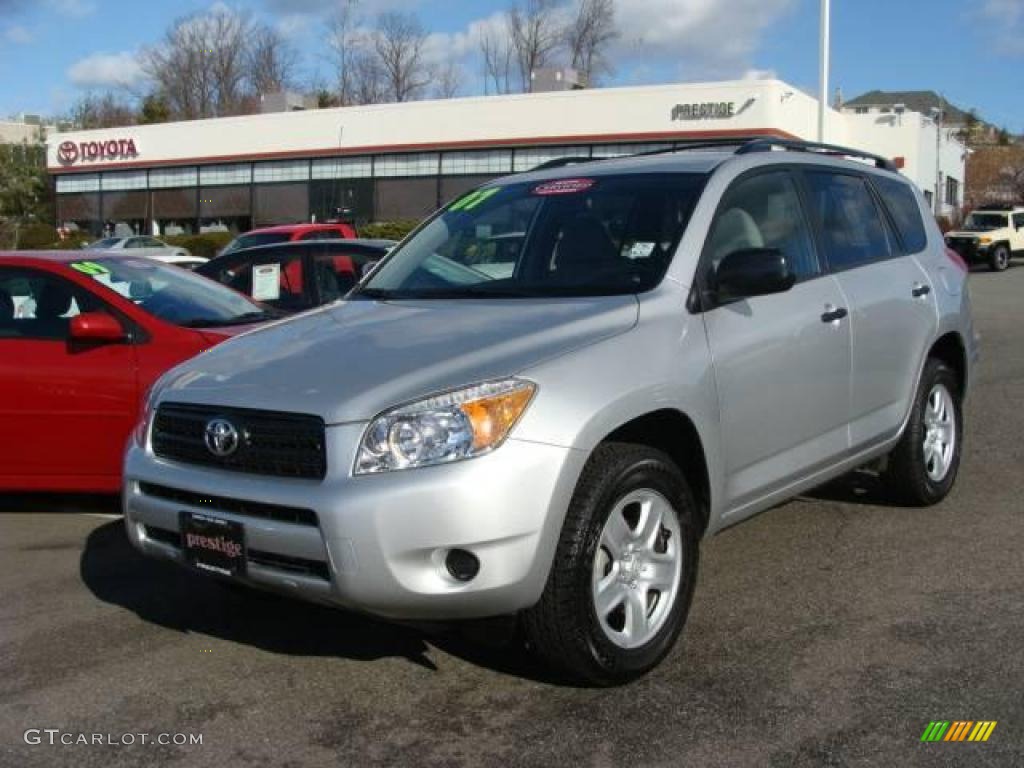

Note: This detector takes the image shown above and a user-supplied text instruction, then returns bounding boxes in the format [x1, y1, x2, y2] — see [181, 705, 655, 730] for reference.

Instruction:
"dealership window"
[102, 191, 149, 237]
[253, 183, 309, 227]
[310, 179, 373, 225]
[56, 193, 101, 236]
[591, 143, 671, 158]
[55, 174, 100, 193]
[374, 153, 440, 177]
[101, 171, 147, 191]
[945, 176, 960, 207]
[512, 146, 584, 172]
[199, 164, 252, 186]
[199, 184, 251, 234]
[375, 178, 439, 220]
[152, 188, 198, 236]
[440, 150, 513, 176]
[149, 167, 198, 189]
[254, 161, 310, 183]
[312, 157, 373, 179]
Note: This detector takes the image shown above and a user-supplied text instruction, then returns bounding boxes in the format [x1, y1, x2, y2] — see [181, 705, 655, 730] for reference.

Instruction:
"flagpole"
[819, 0, 830, 142]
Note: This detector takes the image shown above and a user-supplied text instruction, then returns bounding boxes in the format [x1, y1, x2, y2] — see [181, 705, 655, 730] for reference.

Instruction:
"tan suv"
[945, 205, 1024, 271]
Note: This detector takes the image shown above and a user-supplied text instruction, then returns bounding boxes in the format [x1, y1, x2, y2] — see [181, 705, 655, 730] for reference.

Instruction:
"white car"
[86, 237, 208, 270]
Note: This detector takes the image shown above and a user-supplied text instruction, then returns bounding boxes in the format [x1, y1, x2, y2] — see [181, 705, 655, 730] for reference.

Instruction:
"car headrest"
[36, 283, 74, 319]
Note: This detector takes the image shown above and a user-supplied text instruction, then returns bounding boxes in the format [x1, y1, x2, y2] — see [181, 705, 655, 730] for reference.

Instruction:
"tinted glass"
[872, 176, 928, 253]
[964, 213, 1008, 231]
[224, 233, 293, 255]
[0, 268, 104, 340]
[89, 238, 122, 249]
[1014, 214, 1024, 229]
[360, 174, 706, 299]
[706, 171, 819, 280]
[199, 249, 310, 313]
[806, 172, 892, 271]
[313, 245, 385, 297]
[300, 229, 342, 241]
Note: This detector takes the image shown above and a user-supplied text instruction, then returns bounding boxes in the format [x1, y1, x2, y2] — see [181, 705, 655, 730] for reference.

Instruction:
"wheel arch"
[928, 331, 968, 394]
[599, 409, 712, 535]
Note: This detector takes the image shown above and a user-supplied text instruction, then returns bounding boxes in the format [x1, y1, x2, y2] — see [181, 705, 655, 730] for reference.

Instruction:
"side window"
[124, 238, 145, 249]
[144, 237, 165, 248]
[1013, 213, 1024, 230]
[705, 170, 820, 281]
[209, 251, 309, 311]
[314, 247, 377, 298]
[872, 175, 928, 253]
[0, 268, 101, 340]
[806, 172, 892, 271]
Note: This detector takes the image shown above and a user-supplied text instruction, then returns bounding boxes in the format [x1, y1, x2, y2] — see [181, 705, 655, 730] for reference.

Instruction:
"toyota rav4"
[124, 139, 978, 685]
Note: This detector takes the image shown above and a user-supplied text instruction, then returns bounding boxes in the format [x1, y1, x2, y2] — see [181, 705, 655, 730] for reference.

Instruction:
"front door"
[700, 170, 853, 512]
[0, 267, 138, 486]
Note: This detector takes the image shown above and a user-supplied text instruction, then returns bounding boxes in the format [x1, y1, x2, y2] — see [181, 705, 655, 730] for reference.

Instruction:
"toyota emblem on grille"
[204, 418, 240, 458]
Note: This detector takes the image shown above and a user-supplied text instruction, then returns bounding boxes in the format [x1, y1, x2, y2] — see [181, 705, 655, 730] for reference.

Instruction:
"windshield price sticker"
[70, 261, 110, 276]
[532, 178, 596, 196]
[252, 263, 281, 301]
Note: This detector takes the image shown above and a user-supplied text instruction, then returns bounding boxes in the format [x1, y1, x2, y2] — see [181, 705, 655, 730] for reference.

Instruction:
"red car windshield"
[70, 257, 272, 327]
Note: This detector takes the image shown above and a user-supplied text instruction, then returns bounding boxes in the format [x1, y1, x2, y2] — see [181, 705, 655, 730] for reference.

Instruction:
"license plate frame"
[179, 511, 247, 577]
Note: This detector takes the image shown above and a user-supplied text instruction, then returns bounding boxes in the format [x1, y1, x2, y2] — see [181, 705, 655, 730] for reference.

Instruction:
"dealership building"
[46, 79, 967, 238]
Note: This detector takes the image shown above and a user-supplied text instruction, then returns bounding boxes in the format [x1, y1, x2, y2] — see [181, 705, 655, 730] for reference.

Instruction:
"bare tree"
[69, 92, 137, 129]
[326, 0, 365, 105]
[432, 57, 464, 100]
[506, 0, 563, 92]
[351, 53, 387, 105]
[248, 26, 298, 96]
[480, 27, 514, 95]
[564, 0, 617, 85]
[143, 8, 253, 119]
[372, 11, 430, 103]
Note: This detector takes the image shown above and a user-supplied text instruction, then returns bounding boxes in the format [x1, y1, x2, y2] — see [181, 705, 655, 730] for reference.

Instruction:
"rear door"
[700, 169, 853, 511]
[0, 266, 138, 486]
[803, 170, 938, 448]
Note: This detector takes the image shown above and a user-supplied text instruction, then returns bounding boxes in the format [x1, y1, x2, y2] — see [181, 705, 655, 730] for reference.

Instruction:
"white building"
[46, 79, 966, 237]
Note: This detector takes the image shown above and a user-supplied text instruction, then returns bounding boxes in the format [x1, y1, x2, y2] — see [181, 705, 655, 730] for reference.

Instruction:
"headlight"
[354, 378, 536, 474]
[978, 236, 993, 245]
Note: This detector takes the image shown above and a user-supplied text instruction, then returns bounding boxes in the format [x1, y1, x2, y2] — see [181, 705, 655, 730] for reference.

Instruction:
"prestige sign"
[57, 138, 138, 166]
[671, 97, 756, 122]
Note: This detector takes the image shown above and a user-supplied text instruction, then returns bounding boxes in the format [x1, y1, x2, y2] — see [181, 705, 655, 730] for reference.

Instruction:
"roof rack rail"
[736, 138, 898, 171]
[529, 157, 597, 172]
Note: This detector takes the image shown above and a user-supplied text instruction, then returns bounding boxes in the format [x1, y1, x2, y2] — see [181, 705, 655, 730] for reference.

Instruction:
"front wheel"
[989, 245, 1010, 272]
[523, 443, 700, 686]
[885, 359, 963, 506]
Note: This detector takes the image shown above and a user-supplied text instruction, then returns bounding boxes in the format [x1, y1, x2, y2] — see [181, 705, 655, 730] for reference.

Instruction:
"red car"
[220, 222, 359, 256]
[0, 252, 276, 492]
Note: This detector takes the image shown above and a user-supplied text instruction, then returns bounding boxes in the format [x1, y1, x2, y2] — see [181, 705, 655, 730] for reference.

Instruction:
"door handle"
[912, 283, 931, 298]
[821, 306, 848, 323]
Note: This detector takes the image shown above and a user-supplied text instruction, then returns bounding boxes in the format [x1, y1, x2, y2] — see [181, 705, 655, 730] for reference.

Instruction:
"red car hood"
[195, 323, 263, 345]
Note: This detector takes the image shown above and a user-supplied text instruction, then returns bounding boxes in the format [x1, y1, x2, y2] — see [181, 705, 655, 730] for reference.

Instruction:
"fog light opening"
[445, 549, 480, 582]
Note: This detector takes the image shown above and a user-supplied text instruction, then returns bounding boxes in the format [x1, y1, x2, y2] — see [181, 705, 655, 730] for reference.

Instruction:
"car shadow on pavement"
[802, 468, 906, 507]
[0, 493, 121, 515]
[79, 520, 563, 684]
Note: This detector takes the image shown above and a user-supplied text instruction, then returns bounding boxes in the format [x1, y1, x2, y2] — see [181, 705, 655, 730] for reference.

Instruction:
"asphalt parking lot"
[1, 264, 1023, 768]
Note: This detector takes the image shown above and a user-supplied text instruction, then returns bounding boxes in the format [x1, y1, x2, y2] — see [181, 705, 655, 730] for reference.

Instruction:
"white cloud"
[67, 51, 146, 90]
[743, 68, 777, 81]
[982, 0, 1024, 54]
[4, 24, 33, 44]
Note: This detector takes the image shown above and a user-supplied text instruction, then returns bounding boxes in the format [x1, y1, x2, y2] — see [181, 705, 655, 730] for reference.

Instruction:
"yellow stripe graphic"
[968, 722, 986, 741]
[981, 721, 997, 742]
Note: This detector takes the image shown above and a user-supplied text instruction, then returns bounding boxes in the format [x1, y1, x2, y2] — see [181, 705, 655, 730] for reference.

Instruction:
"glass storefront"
[54, 142, 685, 235]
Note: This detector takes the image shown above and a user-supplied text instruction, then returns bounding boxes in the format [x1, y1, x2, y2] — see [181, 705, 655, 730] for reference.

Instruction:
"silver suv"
[124, 139, 978, 685]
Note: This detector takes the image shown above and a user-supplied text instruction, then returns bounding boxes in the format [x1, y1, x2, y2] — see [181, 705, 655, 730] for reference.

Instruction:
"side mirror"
[713, 248, 796, 303]
[70, 312, 126, 343]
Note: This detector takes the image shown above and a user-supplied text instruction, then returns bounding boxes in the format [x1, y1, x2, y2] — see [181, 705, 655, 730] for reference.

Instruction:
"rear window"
[872, 176, 928, 253]
[805, 172, 893, 271]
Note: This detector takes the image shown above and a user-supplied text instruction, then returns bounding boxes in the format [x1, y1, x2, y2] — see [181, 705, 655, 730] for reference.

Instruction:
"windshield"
[89, 238, 123, 249]
[964, 213, 1008, 230]
[70, 257, 273, 328]
[223, 232, 293, 255]
[357, 173, 706, 299]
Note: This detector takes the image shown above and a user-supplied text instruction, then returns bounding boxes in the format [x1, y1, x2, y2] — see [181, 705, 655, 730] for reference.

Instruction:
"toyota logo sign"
[204, 418, 240, 458]
[57, 141, 79, 165]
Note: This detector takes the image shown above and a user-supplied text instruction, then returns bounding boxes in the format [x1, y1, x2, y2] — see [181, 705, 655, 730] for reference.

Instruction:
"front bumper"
[946, 238, 987, 262]
[123, 424, 587, 620]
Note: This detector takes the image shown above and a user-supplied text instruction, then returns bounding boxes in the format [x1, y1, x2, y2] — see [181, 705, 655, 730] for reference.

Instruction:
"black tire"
[885, 359, 963, 506]
[522, 443, 700, 686]
[989, 244, 1010, 272]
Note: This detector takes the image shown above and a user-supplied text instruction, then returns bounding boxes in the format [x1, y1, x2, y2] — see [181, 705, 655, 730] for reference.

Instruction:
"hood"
[158, 296, 639, 423]
[194, 323, 265, 345]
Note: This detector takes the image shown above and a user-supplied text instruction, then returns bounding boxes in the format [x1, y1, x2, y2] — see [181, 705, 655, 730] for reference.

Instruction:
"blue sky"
[1, 0, 1022, 131]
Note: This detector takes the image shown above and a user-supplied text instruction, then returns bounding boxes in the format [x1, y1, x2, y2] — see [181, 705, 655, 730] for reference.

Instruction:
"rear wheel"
[989, 244, 1010, 272]
[523, 443, 700, 686]
[885, 359, 963, 506]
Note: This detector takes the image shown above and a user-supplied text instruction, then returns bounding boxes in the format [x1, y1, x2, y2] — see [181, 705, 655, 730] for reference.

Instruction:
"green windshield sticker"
[449, 187, 501, 212]
[70, 261, 110, 276]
